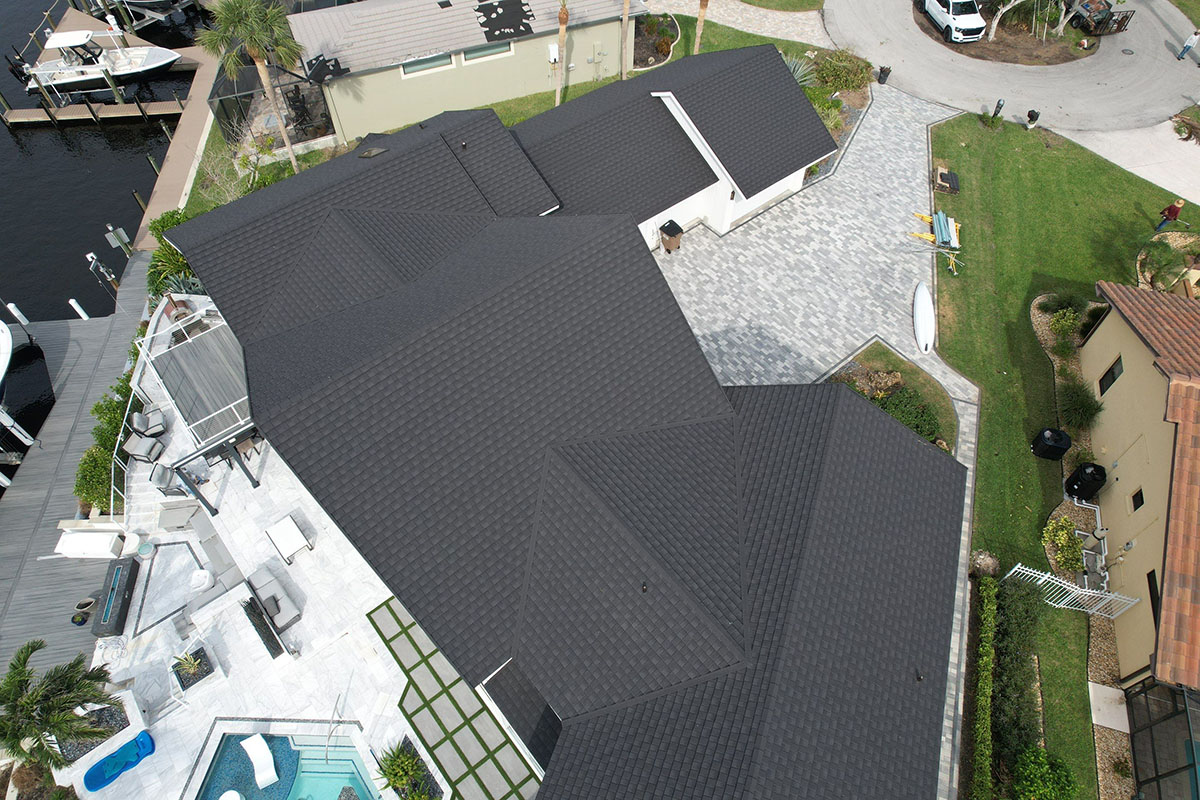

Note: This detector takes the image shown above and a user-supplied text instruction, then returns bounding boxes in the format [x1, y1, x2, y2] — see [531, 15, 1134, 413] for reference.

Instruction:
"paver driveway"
[655, 85, 979, 800]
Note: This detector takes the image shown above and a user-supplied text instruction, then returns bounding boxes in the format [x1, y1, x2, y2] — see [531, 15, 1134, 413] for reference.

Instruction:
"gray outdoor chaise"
[246, 568, 301, 631]
[121, 433, 164, 463]
[129, 406, 166, 437]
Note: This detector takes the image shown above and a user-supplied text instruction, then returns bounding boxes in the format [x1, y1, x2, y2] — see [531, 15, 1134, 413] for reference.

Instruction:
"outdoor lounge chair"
[149, 464, 186, 497]
[240, 734, 278, 789]
[121, 433, 164, 463]
[130, 406, 166, 437]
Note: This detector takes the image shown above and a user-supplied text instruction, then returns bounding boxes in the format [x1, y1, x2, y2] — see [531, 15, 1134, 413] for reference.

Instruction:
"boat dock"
[0, 254, 149, 670]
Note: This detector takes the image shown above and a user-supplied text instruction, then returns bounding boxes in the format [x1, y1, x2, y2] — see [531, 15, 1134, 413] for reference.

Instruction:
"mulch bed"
[59, 704, 131, 763]
[633, 14, 678, 69]
[912, 5, 1096, 66]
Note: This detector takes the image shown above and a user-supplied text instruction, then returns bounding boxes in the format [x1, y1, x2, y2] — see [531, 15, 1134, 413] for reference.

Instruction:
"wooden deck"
[3, 99, 185, 127]
[0, 254, 149, 669]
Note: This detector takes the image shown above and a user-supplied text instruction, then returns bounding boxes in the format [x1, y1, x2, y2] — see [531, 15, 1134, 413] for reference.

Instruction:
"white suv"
[920, 0, 987, 42]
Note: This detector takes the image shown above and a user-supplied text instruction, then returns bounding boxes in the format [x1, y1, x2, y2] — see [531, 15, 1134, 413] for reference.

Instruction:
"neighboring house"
[1080, 281, 1200, 688]
[288, 0, 646, 140]
[168, 53, 967, 798]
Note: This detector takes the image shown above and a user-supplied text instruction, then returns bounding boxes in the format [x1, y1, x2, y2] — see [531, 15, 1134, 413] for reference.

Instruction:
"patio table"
[264, 516, 312, 565]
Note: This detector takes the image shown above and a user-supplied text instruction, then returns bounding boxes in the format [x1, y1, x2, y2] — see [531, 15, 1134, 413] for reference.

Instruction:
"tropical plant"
[784, 54, 816, 87]
[655, 35, 671, 57]
[1048, 308, 1080, 341]
[815, 50, 871, 93]
[992, 580, 1042, 771]
[0, 640, 118, 769]
[1041, 516, 1083, 573]
[1138, 239, 1189, 291]
[148, 209, 191, 247]
[1069, 446, 1095, 470]
[161, 273, 206, 296]
[972, 576, 998, 800]
[1058, 376, 1103, 430]
[148, 241, 195, 296]
[1012, 746, 1077, 800]
[378, 740, 433, 798]
[173, 653, 203, 677]
[988, 0, 1033, 40]
[816, 104, 843, 133]
[554, 0, 569, 106]
[197, 0, 303, 175]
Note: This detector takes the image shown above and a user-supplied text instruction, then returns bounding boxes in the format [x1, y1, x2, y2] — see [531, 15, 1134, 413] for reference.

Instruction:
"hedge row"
[972, 576, 999, 800]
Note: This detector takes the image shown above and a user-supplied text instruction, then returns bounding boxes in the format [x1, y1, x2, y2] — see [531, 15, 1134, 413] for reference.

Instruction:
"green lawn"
[484, 76, 620, 126]
[932, 115, 1195, 798]
[183, 124, 238, 217]
[854, 341, 958, 448]
[673, 14, 831, 60]
[1169, 0, 1200, 27]
[739, 0, 823, 11]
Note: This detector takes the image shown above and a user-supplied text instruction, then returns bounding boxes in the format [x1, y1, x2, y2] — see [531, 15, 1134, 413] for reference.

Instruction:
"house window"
[1098, 356, 1123, 395]
[1132, 488, 1145, 511]
[1148, 571, 1160, 628]
[401, 53, 453, 75]
[463, 42, 512, 61]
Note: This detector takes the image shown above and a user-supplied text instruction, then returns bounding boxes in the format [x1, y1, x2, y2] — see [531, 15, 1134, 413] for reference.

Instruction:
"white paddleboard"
[913, 281, 935, 354]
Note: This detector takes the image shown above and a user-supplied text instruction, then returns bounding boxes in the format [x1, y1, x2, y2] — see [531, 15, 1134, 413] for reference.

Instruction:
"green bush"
[784, 54, 817, 87]
[147, 208, 191, 247]
[815, 49, 871, 92]
[73, 445, 114, 513]
[1079, 304, 1108, 338]
[1012, 747, 1077, 800]
[1058, 377, 1103, 430]
[1140, 239, 1189, 289]
[803, 85, 844, 113]
[89, 372, 136, 457]
[1037, 292, 1089, 315]
[992, 580, 1042, 771]
[1041, 516, 1083, 573]
[873, 386, 940, 442]
[816, 104, 844, 133]
[73, 371, 138, 512]
[147, 242, 195, 296]
[1049, 308, 1080, 341]
[973, 576, 999, 800]
[377, 741, 433, 798]
[1050, 339, 1075, 360]
[978, 112, 1004, 129]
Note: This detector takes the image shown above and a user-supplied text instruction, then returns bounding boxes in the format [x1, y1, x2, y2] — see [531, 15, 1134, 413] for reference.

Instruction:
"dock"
[0, 253, 149, 670]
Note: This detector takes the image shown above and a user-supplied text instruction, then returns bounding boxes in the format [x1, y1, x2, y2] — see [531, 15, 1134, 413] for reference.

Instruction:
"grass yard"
[183, 124, 238, 217]
[673, 14, 829, 61]
[484, 76, 619, 126]
[854, 341, 958, 447]
[1170, 0, 1200, 26]
[740, 0, 823, 11]
[932, 115, 1196, 798]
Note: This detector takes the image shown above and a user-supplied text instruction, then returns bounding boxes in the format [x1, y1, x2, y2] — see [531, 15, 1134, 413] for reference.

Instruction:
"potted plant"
[171, 648, 215, 691]
[378, 739, 438, 799]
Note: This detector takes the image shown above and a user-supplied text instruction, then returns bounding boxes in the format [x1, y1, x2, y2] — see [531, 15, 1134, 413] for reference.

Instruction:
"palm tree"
[693, 0, 709, 54]
[619, 0, 630, 79]
[0, 640, 118, 769]
[198, 0, 303, 176]
[555, 0, 569, 107]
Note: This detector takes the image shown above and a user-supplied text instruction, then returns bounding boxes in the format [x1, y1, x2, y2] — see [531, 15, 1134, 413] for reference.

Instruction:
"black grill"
[960, 26, 985, 36]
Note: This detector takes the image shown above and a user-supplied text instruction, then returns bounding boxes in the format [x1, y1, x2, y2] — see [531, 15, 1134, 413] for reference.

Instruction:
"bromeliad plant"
[0, 640, 118, 769]
[378, 740, 434, 799]
[1041, 516, 1084, 574]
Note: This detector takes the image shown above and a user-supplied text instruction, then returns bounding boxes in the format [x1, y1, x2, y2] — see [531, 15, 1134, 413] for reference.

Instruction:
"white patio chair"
[240, 734, 278, 789]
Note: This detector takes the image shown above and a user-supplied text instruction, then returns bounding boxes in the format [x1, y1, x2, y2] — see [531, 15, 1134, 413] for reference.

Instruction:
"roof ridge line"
[510, 447, 558, 665]
[243, 206, 337, 344]
[547, 410, 735, 450]
[549, 437, 748, 666]
[561, 660, 746, 724]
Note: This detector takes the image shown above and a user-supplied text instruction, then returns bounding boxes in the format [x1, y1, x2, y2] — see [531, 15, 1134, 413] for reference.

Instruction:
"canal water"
[1, 0, 201, 321]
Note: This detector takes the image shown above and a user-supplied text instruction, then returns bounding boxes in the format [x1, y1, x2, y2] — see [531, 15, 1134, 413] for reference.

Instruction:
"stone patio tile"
[435, 739, 469, 782]
[472, 712, 505, 748]
[410, 662, 442, 699]
[449, 679, 483, 717]
[388, 634, 421, 670]
[494, 743, 530, 783]
[369, 606, 403, 640]
[401, 686, 425, 715]
[516, 776, 540, 800]
[476, 759, 510, 798]
[413, 706, 445, 745]
[454, 727, 488, 767]
[409, 624, 438, 657]
[432, 692, 464, 731]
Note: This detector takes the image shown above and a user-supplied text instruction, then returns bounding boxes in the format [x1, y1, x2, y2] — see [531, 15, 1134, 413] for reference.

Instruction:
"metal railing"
[1002, 562, 1139, 619]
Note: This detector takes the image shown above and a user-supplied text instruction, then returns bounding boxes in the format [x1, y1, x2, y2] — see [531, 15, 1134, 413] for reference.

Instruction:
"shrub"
[992, 580, 1042, 771]
[147, 242, 195, 296]
[1140, 239, 1189, 290]
[784, 54, 817, 87]
[1079, 304, 1108, 338]
[816, 104, 844, 133]
[656, 35, 671, 57]
[73, 445, 115, 513]
[1113, 757, 1131, 778]
[873, 386, 940, 442]
[972, 576, 999, 800]
[378, 740, 434, 798]
[803, 85, 843, 112]
[1058, 377, 1103, 430]
[1012, 747, 1077, 800]
[74, 371, 137, 512]
[815, 49, 871, 92]
[978, 112, 1004, 129]
[1049, 308, 1080, 341]
[1037, 292, 1089, 315]
[147, 208, 191, 247]
[1041, 516, 1083, 573]
[643, 15, 659, 35]
[1050, 339, 1075, 360]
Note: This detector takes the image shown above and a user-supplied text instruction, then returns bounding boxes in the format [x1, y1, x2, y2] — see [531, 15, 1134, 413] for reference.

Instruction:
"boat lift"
[909, 210, 962, 275]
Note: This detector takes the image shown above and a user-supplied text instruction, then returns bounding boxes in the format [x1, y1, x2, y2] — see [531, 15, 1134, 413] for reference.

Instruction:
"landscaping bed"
[172, 646, 215, 691]
[58, 705, 130, 763]
[913, 5, 1094, 65]
[633, 14, 678, 69]
[741, 0, 823, 10]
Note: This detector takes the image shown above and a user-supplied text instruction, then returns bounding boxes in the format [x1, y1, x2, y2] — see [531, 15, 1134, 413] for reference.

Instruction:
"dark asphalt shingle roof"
[514, 45, 838, 206]
[483, 659, 563, 771]
[172, 53, 964, 799]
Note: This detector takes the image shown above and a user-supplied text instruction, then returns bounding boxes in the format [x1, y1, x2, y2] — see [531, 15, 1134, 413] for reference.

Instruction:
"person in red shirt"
[1157, 199, 1186, 232]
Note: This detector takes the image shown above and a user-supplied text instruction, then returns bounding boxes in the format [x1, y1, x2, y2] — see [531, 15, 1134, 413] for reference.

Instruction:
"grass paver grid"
[369, 599, 539, 800]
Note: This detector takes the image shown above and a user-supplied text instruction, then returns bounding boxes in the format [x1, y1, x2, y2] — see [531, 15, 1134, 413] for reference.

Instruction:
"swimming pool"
[196, 733, 381, 800]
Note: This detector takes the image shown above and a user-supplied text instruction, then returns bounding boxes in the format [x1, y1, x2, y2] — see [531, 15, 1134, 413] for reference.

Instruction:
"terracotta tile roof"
[1097, 281, 1200, 687]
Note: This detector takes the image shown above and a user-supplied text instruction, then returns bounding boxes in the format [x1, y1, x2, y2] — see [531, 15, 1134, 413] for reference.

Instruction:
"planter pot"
[172, 647, 215, 692]
[878, 66, 892, 84]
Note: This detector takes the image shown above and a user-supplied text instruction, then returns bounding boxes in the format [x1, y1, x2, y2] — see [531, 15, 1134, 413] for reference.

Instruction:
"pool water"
[197, 734, 380, 800]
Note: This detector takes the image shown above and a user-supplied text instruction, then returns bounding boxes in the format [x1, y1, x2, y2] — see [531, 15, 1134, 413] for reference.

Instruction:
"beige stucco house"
[288, 0, 646, 141]
[1081, 281, 1200, 688]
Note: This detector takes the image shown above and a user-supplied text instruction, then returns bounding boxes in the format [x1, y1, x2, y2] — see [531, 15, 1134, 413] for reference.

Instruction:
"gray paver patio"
[654, 84, 980, 800]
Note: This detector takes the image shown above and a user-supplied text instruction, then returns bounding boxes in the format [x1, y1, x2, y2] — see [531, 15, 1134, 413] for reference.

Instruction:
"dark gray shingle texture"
[171, 57, 964, 800]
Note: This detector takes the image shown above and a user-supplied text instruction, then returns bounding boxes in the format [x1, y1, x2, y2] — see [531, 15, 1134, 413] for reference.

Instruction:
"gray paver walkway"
[654, 84, 978, 800]
[643, 0, 834, 48]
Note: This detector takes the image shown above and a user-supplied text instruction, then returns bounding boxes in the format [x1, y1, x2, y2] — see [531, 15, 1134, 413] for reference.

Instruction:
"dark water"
[0, 340, 55, 493]
[1, 1, 202, 321]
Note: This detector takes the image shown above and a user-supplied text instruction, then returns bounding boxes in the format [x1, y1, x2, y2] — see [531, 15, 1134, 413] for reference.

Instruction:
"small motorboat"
[13, 28, 180, 95]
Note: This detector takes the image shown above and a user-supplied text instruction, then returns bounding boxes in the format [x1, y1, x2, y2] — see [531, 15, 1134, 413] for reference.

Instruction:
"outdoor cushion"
[261, 596, 280, 617]
[130, 408, 166, 437]
[121, 434, 163, 463]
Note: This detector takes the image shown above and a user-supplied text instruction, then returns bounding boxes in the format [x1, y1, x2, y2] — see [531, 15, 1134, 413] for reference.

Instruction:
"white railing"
[1002, 562, 1139, 619]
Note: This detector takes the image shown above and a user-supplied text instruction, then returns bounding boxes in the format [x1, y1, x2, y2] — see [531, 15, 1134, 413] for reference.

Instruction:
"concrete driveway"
[825, 0, 1199, 130]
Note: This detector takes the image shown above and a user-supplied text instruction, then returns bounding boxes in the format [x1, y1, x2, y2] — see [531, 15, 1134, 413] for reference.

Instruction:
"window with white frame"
[402, 53, 453, 75]
[463, 41, 512, 61]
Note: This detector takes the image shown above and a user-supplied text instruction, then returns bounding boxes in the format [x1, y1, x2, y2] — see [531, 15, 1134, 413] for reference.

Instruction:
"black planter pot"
[172, 647, 215, 691]
[879, 66, 892, 84]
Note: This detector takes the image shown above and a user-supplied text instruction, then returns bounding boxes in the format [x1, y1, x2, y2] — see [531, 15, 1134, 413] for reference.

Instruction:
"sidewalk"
[1062, 122, 1200, 206]
[644, 0, 834, 48]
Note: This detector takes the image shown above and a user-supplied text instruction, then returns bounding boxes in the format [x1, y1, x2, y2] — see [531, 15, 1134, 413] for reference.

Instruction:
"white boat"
[18, 29, 181, 95]
[913, 281, 936, 354]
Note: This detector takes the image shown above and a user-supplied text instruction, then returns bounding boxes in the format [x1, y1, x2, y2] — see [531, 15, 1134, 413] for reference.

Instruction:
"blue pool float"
[83, 730, 155, 792]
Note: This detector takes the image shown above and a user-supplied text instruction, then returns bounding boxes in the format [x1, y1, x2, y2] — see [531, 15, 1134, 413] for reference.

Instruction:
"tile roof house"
[168, 57, 965, 798]
[1083, 282, 1200, 690]
[288, 0, 649, 140]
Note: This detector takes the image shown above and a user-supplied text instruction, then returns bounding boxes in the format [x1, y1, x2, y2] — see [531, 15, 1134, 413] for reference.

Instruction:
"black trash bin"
[1065, 463, 1107, 501]
[1031, 428, 1072, 460]
[659, 220, 683, 254]
[879, 66, 892, 85]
